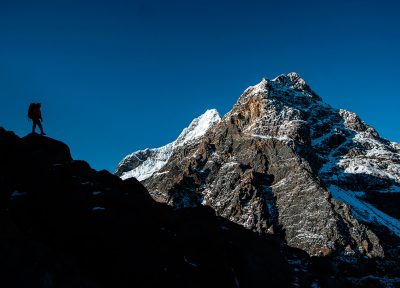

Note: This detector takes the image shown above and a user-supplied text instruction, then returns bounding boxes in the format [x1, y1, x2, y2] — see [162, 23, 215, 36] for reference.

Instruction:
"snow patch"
[175, 109, 221, 146]
[246, 78, 269, 94]
[119, 109, 221, 181]
[183, 256, 198, 267]
[11, 191, 27, 199]
[120, 143, 173, 181]
[328, 185, 400, 237]
[252, 134, 292, 142]
[153, 170, 170, 177]
[92, 206, 106, 212]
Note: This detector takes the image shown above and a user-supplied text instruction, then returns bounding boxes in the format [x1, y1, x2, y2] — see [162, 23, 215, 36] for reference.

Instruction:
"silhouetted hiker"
[28, 103, 46, 135]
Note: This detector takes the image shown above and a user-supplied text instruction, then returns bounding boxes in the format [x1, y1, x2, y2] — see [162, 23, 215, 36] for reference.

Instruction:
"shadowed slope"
[0, 127, 291, 288]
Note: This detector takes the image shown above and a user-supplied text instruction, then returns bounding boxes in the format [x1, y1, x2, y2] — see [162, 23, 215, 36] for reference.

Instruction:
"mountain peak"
[116, 76, 400, 283]
[116, 109, 221, 181]
[250, 77, 269, 93]
[272, 72, 308, 91]
[175, 109, 221, 146]
[239, 73, 319, 110]
[226, 72, 323, 144]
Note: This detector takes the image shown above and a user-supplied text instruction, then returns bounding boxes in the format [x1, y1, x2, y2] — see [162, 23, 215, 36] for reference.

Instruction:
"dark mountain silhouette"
[0, 127, 297, 288]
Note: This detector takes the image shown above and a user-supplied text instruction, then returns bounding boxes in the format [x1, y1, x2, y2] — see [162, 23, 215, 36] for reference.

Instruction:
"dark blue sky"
[1, 0, 399, 171]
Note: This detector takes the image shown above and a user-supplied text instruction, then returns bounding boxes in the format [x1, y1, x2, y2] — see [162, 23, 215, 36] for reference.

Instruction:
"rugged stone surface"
[116, 109, 221, 181]
[0, 128, 293, 288]
[118, 73, 400, 285]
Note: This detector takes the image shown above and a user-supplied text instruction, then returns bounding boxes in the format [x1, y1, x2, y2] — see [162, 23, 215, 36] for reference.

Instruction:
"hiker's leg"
[37, 120, 45, 135]
[32, 120, 37, 134]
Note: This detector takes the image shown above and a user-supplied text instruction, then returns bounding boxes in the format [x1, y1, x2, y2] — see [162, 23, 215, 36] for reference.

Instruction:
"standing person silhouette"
[28, 103, 46, 135]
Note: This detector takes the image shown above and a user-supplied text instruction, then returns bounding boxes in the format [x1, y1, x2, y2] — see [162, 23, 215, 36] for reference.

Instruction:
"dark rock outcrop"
[0, 128, 293, 287]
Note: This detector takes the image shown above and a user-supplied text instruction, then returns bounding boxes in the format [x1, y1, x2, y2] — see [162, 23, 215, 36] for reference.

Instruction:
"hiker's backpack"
[28, 103, 35, 119]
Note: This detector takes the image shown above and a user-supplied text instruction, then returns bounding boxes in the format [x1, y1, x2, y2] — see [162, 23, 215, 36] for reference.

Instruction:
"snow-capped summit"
[116, 73, 400, 284]
[272, 72, 307, 90]
[115, 109, 221, 181]
[175, 109, 221, 146]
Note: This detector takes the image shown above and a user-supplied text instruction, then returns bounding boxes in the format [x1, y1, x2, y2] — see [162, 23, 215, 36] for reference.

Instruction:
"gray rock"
[117, 73, 400, 280]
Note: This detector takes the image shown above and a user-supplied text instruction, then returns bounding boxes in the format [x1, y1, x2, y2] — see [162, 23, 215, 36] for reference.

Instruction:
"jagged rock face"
[0, 128, 293, 288]
[119, 73, 400, 266]
[115, 109, 221, 181]
[116, 144, 174, 181]
[144, 117, 382, 258]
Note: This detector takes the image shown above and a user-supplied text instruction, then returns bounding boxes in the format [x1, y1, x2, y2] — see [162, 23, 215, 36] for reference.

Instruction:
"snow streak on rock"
[329, 185, 400, 237]
[116, 109, 221, 181]
[116, 72, 400, 270]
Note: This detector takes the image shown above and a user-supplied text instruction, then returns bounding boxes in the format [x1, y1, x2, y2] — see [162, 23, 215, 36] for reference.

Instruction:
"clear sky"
[1, 0, 399, 172]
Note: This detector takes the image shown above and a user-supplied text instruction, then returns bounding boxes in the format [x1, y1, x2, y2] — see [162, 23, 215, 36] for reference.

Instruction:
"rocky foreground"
[0, 128, 298, 287]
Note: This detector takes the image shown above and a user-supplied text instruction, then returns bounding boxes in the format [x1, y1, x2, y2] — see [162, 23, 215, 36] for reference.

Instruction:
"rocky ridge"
[0, 128, 295, 287]
[117, 72, 400, 284]
[116, 109, 221, 181]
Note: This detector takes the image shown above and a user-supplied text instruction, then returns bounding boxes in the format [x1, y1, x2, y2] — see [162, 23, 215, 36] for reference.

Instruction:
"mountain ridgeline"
[117, 72, 400, 286]
[0, 72, 398, 287]
[0, 128, 294, 287]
